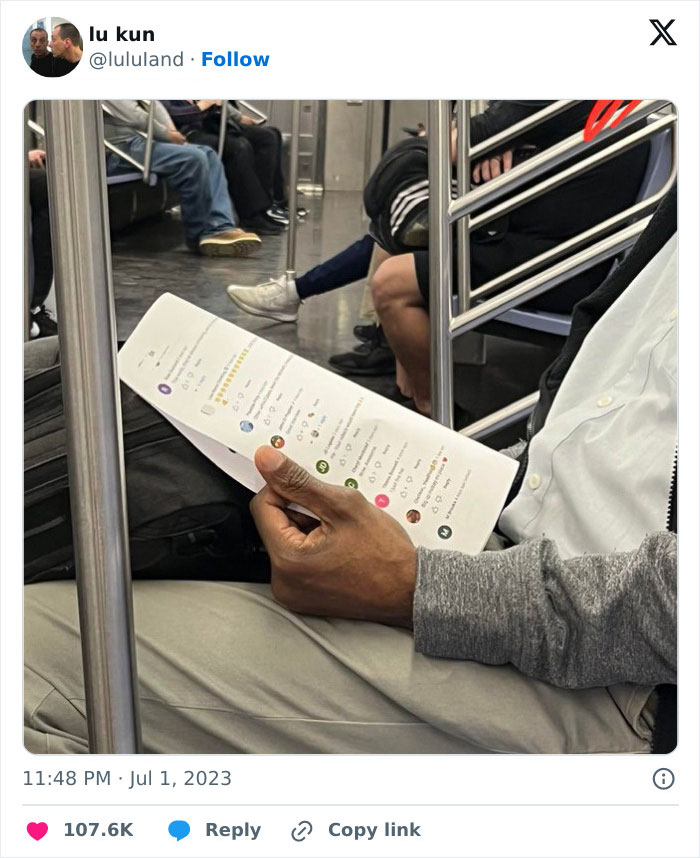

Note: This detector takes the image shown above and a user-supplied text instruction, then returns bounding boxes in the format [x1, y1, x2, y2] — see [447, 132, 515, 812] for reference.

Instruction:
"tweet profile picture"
[23, 18, 83, 77]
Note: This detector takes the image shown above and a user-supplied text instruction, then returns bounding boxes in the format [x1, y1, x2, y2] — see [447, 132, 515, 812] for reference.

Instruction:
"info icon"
[652, 768, 675, 790]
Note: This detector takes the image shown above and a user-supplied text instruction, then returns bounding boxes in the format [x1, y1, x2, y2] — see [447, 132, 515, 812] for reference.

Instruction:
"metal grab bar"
[236, 99, 268, 123]
[100, 102, 155, 179]
[34, 113, 152, 176]
[469, 137, 676, 304]
[455, 100, 471, 314]
[217, 99, 228, 158]
[469, 100, 576, 159]
[428, 100, 455, 427]
[450, 217, 650, 337]
[468, 112, 676, 231]
[461, 392, 540, 440]
[43, 100, 142, 754]
[450, 100, 670, 224]
[285, 100, 301, 282]
[142, 100, 156, 184]
[428, 98, 677, 426]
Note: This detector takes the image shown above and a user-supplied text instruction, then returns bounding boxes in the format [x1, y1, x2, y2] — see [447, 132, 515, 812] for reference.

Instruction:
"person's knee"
[202, 145, 219, 164]
[227, 134, 253, 156]
[182, 146, 209, 180]
[371, 256, 418, 315]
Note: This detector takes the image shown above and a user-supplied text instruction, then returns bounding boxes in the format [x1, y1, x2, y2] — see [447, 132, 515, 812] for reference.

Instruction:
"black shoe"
[271, 201, 308, 220]
[240, 215, 284, 236]
[353, 323, 379, 344]
[264, 212, 287, 230]
[385, 386, 418, 411]
[329, 340, 395, 376]
[31, 306, 58, 338]
[266, 204, 290, 225]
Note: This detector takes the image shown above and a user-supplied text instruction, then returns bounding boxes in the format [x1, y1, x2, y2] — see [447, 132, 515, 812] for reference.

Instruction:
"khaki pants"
[24, 580, 652, 754]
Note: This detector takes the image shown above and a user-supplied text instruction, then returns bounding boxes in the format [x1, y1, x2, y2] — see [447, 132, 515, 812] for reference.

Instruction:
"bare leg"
[371, 255, 431, 415]
[395, 360, 413, 399]
[359, 246, 391, 322]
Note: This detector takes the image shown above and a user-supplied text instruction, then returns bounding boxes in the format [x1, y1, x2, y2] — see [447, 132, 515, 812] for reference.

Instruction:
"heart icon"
[27, 822, 48, 841]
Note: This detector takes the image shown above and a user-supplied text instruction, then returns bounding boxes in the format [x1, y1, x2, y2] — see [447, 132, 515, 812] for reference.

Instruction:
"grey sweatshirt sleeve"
[413, 532, 676, 689]
[103, 100, 171, 142]
[154, 100, 176, 133]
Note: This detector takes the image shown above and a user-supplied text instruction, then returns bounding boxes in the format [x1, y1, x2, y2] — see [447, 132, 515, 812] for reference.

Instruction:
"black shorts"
[412, 242, 613, 315]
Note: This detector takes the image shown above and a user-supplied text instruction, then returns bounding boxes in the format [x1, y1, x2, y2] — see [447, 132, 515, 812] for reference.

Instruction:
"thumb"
[254, 446, 334, 518]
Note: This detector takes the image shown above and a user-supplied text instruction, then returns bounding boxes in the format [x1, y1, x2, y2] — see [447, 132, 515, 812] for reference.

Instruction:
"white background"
[1, 1, 698, 856]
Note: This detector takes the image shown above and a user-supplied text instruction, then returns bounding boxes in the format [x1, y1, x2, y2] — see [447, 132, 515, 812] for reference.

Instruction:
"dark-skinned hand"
[250, 446, 417, 627]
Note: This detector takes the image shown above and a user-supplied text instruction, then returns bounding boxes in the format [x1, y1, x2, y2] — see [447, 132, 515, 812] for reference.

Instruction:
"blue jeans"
[106, 137, 238, 245]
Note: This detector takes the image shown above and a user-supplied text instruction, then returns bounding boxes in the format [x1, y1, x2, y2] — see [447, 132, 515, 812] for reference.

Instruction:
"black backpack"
[363, 137, 430, 255]
[25, 341, 268, 584]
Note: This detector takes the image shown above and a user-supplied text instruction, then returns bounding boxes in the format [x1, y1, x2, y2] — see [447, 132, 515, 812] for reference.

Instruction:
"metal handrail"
[461, 392, 540, 440]
[217, 99, 229, 158]
[469, 100, 576, 159]
[31, 115, 146, 175]
[100, 102, 155, 178]
[451, 217, 650, 337]
[428, 98, 677, 425]
[428, 100, 455, 427]
[285, 100, 301, 282]
[468, 111, 676, 231]
[449, 100, 670, 223]
[236, 99, 268, 123]
[141, 100, 156, 183]
[469, 136, 676, 303]
[455, 100, 471, 314]
[43, 100, 141, 753]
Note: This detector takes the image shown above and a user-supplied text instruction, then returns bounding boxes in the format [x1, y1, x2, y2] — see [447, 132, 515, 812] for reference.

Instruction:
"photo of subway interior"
[24, 100, 677, 755]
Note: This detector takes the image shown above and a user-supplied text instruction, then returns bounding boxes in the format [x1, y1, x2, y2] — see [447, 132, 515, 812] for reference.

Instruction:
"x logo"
[650, 18, 677, 45]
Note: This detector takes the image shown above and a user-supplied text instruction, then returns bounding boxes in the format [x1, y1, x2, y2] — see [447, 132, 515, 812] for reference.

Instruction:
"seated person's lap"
[24, 579, 652, 754]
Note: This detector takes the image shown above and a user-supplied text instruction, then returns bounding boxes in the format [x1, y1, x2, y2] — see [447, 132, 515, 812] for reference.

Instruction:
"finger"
[480, 160, 491, 183]
[250, 485, 309, 554]
[490, 156, 502, 178]
[502, 149, 513, 172]
[286, 508, 319, 533]
[472, 162, 481, 184]
[254, 446, 335, 519]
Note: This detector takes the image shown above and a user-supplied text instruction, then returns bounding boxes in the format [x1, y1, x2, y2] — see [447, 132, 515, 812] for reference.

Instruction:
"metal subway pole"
[142, 100, 156, 183]
[362, 100, 376, 188]
[43, 100, 142, 754]
[24, 106, 32, 341]
[455, 100, 471, 314]
[218, 100, 229, 159]
[285, 100, 301, 283]
[428, 100, 454, 428]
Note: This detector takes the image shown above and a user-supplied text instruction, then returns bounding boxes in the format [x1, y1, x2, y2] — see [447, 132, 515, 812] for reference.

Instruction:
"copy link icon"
[291, 820, 313, 842]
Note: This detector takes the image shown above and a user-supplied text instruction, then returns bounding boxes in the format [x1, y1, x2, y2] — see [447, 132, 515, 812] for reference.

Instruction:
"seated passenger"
[24, 188, 677, 755]
[162, 100, 288, 235]
[27, 149, 58, 338]
[102, 100, 261, 257]
[370, 100, 652, 413]
[228, 102, 651, 387]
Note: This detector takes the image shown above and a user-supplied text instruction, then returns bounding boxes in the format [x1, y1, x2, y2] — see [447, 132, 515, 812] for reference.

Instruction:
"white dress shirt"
[499, 234, 677, 559]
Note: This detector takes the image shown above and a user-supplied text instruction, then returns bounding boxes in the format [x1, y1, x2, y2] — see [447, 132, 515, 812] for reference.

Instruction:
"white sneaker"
[227, 275, 301, 323]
